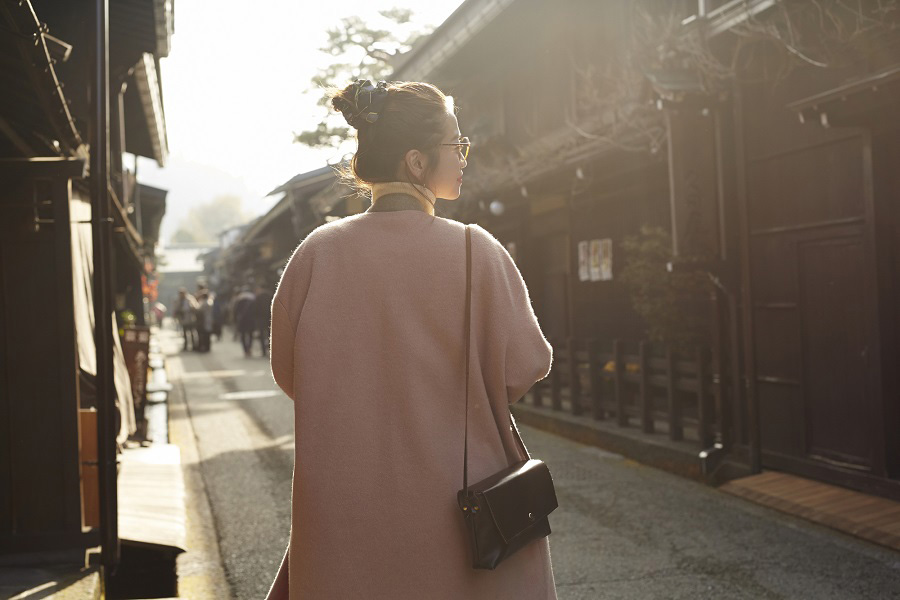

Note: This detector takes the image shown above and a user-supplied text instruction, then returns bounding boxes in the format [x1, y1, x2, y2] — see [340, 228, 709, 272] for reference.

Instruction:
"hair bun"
[333, 79, 389, 129]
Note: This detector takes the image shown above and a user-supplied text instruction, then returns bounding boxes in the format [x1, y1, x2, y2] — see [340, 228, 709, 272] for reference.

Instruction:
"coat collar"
[365, 182, 436, 215]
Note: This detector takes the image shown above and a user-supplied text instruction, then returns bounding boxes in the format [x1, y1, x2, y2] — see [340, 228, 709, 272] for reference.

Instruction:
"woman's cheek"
[446, 163, 458, 190]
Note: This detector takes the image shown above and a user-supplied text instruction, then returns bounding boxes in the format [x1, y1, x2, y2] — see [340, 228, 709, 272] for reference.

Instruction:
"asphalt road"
[166, 325, 900, 599]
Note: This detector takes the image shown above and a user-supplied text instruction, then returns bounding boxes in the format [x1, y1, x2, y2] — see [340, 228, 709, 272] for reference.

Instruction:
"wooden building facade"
[388, 0, 900, 498]
[211, 166, 336, 295]
[248, 0, 899, 498]
[0, 0, 173, 578]
[736, 60, 900, 495]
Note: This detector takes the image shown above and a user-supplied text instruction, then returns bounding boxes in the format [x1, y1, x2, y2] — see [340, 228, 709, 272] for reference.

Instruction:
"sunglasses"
[441, 136, 470, 161]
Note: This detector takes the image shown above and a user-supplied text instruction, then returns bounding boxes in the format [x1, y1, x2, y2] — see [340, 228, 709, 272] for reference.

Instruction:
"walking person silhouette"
[265, 80, 556, 599]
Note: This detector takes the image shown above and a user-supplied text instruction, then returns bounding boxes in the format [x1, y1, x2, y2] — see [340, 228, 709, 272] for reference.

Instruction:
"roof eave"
[390, 0, 516, 81]
[133, 53, 168, 166]
[266, 165, 337, 197]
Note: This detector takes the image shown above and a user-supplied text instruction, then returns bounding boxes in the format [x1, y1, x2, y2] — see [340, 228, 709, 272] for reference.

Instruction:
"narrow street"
[163, 326, 900, 600]
[165, 326, 293, 600]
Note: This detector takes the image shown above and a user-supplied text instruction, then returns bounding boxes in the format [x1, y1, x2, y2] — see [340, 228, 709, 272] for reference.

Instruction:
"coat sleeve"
[269, 235, 317, 402]
[502, 262, 553, 404]
[473, 225, 553, 404]
[270, 299, 296, 401]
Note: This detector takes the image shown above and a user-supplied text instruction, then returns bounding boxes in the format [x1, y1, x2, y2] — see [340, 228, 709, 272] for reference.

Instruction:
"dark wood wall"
[740, 76, 894, 481]
[872, 130, 900, 479]
[421, 0, 900, 494]
[484, 158, 670, 346]
[568, 163, 670, 342]
[0, 170, 84, 553]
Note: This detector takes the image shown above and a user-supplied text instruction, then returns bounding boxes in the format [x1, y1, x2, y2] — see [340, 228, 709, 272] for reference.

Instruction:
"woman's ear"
[403, 148, 428, 183]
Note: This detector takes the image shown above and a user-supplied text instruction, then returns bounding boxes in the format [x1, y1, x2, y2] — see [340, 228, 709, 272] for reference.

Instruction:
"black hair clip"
[335, 79, 389, 129]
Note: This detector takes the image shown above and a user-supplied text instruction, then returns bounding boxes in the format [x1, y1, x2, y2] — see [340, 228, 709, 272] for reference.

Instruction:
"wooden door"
[746, 132, 884, 476]
[798, 235, 874, 469]
[0, 165, 86, 552]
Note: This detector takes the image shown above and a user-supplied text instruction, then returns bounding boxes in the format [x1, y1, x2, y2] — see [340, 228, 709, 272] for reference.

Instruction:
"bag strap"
[462, 225, 532, 497]
[463, 225, 471, 494]
[510, 411, 532, 461]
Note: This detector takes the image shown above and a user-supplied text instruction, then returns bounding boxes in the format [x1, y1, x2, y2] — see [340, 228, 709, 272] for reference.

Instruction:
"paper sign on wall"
[600, 239, 613, 281]
[587, 238, 613, 282]
[578, 241, 589, 282]
[589, 240, 601, 281]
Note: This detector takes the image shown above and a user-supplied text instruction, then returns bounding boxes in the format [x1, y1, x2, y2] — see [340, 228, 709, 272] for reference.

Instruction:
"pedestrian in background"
[212, 291, 226, 341]
[227, 285, 241, 341]
[174, 288, 198, 351]
[253, 283, 273, 357]
[196, 290, 214, 352]
[234, 285, 256, 358]
[150, 301, 166, 327]
[265, 80, 555, 599]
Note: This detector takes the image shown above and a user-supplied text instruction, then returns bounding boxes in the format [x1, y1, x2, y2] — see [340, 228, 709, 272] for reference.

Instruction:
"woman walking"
[266, 80, 556, 599]
[233, 286, 257, 357]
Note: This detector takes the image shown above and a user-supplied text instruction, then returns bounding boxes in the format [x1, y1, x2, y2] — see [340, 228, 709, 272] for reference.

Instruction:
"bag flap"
[477, 459, 558, 543]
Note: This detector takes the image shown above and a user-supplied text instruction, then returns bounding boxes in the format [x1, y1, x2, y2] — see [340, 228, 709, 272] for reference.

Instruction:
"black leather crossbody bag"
[456, 225, 559, 570]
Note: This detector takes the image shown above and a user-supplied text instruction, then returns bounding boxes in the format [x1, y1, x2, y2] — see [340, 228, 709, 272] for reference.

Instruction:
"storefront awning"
[137, 183, 168, 252]
[110, 0, 174, 63]
[124, 54, 169, 166]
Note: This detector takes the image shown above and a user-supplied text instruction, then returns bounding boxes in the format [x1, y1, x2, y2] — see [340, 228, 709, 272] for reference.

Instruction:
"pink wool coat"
[270, 199, 557, 599]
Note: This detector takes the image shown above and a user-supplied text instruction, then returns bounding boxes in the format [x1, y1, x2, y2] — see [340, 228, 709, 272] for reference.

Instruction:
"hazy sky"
[139, 0, 465, 244]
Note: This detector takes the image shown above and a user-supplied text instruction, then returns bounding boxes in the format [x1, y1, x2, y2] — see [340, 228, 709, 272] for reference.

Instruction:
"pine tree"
[294, 9, 431, 149]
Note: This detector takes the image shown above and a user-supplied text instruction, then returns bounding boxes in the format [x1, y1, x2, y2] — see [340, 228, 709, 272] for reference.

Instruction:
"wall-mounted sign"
[600, 239, 613, 281]
[122, 325, 151, 438]
[589, 240, 601, 281]
[586, 238, 613, 282]
[666, 111, 720, 258]
[578, 241, 589, 282]
[528, 193, 566, 216]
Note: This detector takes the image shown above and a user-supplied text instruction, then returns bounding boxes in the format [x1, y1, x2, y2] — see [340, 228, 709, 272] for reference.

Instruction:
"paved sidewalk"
[529, 427, 900, 599]
[165, 332, 233, 599]
[722, 471, 900, 553]
[165, 326, 289, 599]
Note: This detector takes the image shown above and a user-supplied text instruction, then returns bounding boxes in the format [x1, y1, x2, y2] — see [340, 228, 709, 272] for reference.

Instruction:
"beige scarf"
[371, 182, 437, 216]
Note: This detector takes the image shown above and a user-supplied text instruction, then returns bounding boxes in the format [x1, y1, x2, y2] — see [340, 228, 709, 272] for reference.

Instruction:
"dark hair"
[329, 80, 454, 196]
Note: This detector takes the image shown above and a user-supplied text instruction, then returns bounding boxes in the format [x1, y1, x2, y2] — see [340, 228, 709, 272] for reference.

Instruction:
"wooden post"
[80, 408, 100, 528]
[568, 337, 582, 416]
[711, 288, 730, 448]
[728, 292, 744, 446]
[732, 84, 761, 473]
[697, 346, 714, 448]
[587, 338, 604, 420]
[666, 345, 683, 440]
[613, 339, 627, 426]
[639, 341, 654, 433]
